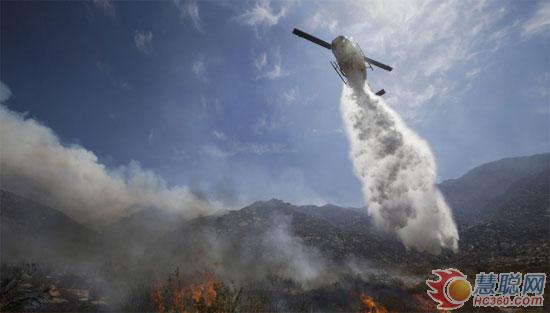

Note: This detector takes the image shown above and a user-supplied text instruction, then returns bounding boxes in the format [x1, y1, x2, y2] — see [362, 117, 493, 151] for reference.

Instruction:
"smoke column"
[0, 104, 214, 226]
[340, 84, 458, 254]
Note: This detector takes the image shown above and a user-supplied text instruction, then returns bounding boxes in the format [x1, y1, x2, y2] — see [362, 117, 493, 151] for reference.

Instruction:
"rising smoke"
[0, 104, 214, 226]
[340, 84, 458, 254]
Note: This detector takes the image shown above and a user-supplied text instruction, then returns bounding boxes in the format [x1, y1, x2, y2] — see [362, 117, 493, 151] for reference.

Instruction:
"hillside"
[144, 154, 550, 278]
[0, 190, 102, 264]
[453, 170, 550, 271]
[2, 154, 548, 270]
[1, 153, 549, 311]
[439, 153, 550, 225]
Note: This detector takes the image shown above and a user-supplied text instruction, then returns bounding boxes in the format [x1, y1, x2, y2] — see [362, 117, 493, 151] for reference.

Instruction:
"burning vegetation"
[3, 152, 548, 312]
[151, 270, 240, 313]
[359, 292, 389, 313]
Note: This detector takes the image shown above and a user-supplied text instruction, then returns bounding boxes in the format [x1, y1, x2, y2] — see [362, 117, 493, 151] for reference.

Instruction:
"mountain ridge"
[1, 153, 548, 269]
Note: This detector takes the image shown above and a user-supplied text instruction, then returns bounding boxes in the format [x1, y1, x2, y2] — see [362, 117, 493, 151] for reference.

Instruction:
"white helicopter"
[292, 28, 392, 95]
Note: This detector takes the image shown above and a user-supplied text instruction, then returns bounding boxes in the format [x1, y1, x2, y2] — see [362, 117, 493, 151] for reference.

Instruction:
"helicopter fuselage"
[331, 36, 367, 87]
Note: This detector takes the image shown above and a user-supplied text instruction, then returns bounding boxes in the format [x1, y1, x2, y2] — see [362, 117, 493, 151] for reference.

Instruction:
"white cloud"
[530, 72, 550, 101]
[252, 114, 270, 135]
[95, 61, 133, 90]
[257, 64, 287, 80]
[254, 49, 288, 80]
[254, 52, 268, 70]
[121, 82, 132, 91]
[134, 30, 153, 54]
[303, 0, 516, 119]
[200, 96, 223, 115]
[389, 85, 436, 112]
[200, 145, 230, 158]
[521, 1, 550, 39]
[306, 11, 338, 32]
[212, 130, 228, 141]
[152, 147, 190, 162]
[147, 129, 154, 144]
[192, 58, 209, 83]
[237, 0, 290, 28]
[465, 67, 482, 79]
[201, 136, 288, 158]
[92, 0, 116, 19]
[173, 0, 203, 32]
[282, 87, 299, 104]
[252, 90, 297, 135]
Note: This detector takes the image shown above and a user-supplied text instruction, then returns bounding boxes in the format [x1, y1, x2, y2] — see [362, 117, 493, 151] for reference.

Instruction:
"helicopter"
[292, 28, 392, 95]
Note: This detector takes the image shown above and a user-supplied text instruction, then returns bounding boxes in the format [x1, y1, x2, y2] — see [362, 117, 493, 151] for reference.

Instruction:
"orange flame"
[152, 283, 165, 313]
[152, 271, 221, 313]
[190, 273, 217, 306]
[359, 293, 389, 313]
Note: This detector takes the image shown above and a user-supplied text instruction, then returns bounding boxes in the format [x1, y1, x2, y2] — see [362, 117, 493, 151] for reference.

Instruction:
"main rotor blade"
[292, 28, 332, 50]
[364, 56, 393, 72]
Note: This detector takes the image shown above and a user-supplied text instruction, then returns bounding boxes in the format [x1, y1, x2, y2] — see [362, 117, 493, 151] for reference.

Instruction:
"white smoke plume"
[340, 84, 458, 254]
[0, 104, 214, 226]
[261, 215, 327, 284]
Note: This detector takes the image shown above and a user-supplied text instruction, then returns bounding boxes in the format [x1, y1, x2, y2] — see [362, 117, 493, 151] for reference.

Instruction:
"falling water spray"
[340, 84, 459, 254]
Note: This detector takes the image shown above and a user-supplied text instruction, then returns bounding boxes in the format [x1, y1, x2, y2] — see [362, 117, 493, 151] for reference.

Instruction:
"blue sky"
[1, 0, 549, 208]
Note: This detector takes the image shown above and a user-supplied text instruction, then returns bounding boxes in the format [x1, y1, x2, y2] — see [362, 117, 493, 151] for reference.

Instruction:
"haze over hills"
[2, 154, 549, 265]
[0, 190, 102, 264]
[1, 153, 549, 311]
[438, 153, 550, 225]
[146, 155, 549, 275]
[452, 169, 549, 268]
